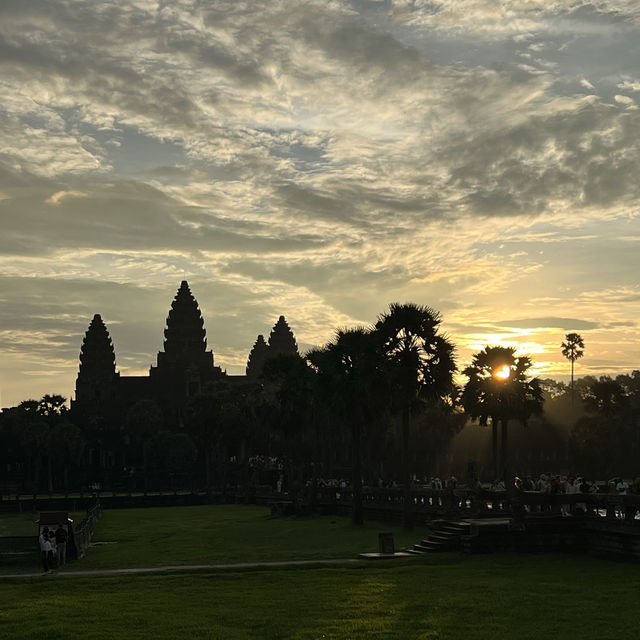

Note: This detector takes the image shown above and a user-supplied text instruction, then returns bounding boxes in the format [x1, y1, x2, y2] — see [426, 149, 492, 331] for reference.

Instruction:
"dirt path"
[0, 557, 369, 579]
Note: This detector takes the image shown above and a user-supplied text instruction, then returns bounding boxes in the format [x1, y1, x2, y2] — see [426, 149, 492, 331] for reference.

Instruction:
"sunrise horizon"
[1, 0, 638, 407]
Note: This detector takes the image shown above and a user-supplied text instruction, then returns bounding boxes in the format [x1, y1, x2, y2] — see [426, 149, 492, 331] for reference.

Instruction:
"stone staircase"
[407, 520, 471, 554]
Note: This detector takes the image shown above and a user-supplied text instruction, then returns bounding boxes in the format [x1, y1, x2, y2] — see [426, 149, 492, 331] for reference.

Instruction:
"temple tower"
[72, 313, 119, 423]
[246, 316, 299, 378]
[151, 281, 218, 412]
[155, 280, 214, 375]
[268, 315, 299, 357]
[246, 334, 269, 377]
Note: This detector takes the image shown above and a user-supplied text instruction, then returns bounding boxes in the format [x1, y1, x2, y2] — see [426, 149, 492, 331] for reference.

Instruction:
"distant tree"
[375, 303, 456, 530]
[538, 378, 568, 400]
[569, 415, 610, 478]
[260, 353, 315, 500]
[582, 376, 627, 417]
[461, 346, 543, 489]
[307, 327, 386, 525]
[146, 431, 197, 487]
[126, 399, 163, 491]
[561, 333, 585, 403]
[184, 392, 224, 495]
[50, 422, 86, 491]
[570, 371, 640, 477]
[38, 394, 68, 420]
[38, 394, 69, 491]
[21, 419, 50, 493]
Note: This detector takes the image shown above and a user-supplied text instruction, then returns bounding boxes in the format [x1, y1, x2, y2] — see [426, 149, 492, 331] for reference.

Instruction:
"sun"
[493, 364, 511, 380]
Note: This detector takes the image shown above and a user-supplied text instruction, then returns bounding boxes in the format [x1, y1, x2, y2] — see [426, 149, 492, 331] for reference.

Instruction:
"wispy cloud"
[0, 0, 638, 404]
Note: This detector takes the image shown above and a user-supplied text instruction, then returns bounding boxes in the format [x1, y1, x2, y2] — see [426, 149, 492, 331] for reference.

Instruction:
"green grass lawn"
[73, 504, 421, 570]
[0, 504, 420, 574]
[1, 553, 638, 639]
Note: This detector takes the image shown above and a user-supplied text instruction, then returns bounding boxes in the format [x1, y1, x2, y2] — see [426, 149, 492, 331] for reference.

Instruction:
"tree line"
[1, 306, 638, 529]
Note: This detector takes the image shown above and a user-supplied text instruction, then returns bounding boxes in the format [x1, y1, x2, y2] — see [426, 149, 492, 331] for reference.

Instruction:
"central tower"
[151, 280, 218, 415]
[156, 280, 214, 375]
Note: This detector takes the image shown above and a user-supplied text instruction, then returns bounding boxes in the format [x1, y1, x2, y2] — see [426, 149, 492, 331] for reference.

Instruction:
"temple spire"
[73, 313, 118, 420]
[155, 280, 214, 375]
[267, 315, 298, 357]
[78, 314, 116, 380]
[246, 334, 269, 377]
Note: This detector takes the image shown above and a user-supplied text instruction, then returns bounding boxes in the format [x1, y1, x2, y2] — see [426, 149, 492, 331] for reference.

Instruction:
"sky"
[1, 0, 639, 407]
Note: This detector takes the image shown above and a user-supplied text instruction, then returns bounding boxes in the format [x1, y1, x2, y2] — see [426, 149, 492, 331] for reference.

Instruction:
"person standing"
[55, 524, 68, 566]
[48, 531, 57, 569]
[616, 478, 629, 495]
[39, 527, 51, 573]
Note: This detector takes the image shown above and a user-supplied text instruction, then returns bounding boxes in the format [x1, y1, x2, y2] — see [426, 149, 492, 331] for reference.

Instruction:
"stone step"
[410, 519, 471, 553]
[426, 533, 455, 543]
[435, 523, 470, 534]
[414, 541, 442, 551]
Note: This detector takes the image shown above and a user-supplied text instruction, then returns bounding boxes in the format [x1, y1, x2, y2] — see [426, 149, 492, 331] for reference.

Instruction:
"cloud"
[0, 0, 639, 404]
[497, 317, 599, 330]
[619, 80, 640, 91]
[46, 190, 87, 206]
[614, 94, 635, 105]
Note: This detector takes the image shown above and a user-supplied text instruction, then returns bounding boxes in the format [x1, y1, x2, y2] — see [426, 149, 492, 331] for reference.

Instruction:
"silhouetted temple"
[72, 280, 298, 433]
[245, 315, 299, 377]
[149, 280, 222, 417]
[73, 313, 119, 426]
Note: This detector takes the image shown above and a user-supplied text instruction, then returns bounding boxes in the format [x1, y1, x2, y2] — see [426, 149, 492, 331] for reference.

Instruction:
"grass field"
[1, 553, 638, 639]
[2, 505, 639, 639]
[76, 505, 421, 570]
[0, 504, 419, 573]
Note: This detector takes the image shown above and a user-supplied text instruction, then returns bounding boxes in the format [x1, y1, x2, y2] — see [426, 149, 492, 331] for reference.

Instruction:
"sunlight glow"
[494, 364, 511, 380]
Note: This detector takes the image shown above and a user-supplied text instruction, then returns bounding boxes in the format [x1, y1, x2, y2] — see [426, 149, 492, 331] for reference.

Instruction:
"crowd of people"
[303, 473, 640, 497]
[38, 525, 68, 573]
[508, 474, 640, 496]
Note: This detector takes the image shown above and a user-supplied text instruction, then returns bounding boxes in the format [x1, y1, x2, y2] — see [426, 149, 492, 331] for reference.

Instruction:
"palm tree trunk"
[571, 359, 575, 407]
[402, 406, 413, 530]
[501, 419, 514, 494]
[351, 419, 363, 526]
[492, 418, 499, 481]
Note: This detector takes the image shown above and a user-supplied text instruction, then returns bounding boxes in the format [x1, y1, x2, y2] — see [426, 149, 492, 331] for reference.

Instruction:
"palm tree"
[375, 303, 456, 530]
[461, 346, 543, 491]
[307, 327, 385, 525]
[38, 394, 68, 491]
[561, 333, 585, 405]
[260, 354, 315, 502]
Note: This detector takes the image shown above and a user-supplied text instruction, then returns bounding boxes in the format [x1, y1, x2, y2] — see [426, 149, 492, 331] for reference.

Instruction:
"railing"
[73, 501, 102, 559]
[311, 486, 640, 523]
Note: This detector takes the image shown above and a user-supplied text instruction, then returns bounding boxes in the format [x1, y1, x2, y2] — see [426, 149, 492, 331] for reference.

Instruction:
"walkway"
[0, 557, 368, 579]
